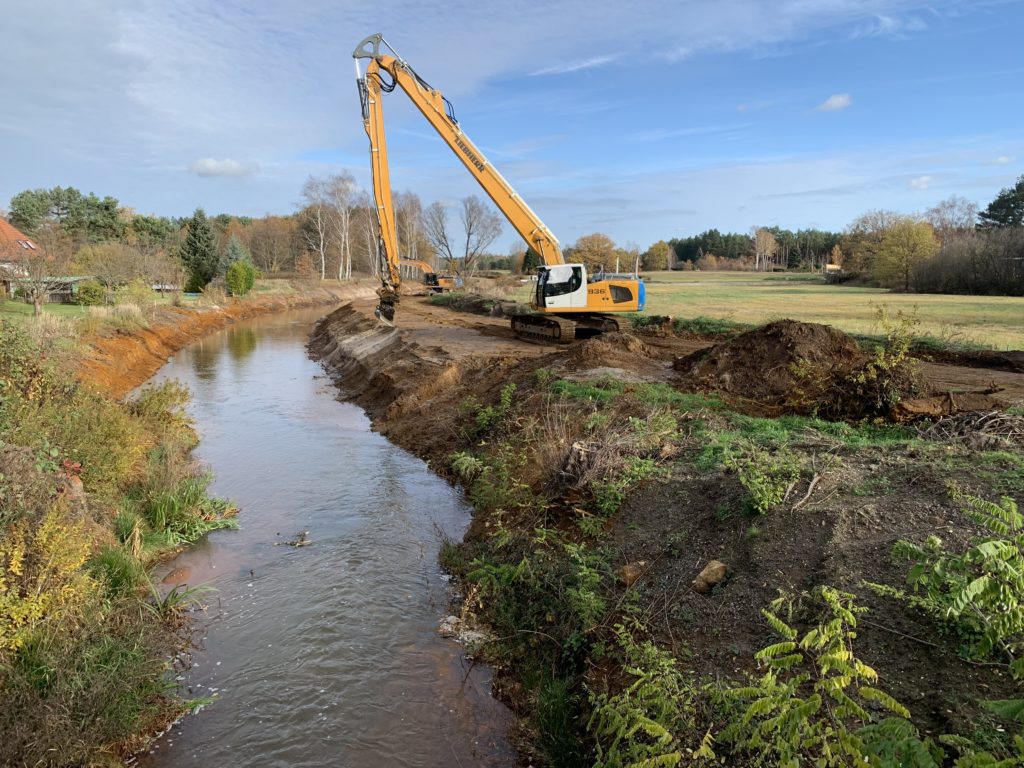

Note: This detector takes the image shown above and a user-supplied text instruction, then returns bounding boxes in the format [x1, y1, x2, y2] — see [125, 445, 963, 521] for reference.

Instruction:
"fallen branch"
[792, 474, 822, 511]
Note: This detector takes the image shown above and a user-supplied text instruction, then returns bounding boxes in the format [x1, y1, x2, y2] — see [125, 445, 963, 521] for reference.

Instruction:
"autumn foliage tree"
[873, 218, 939, 291]
[641, 240, 671, 271]
[566, 233, 617, 271]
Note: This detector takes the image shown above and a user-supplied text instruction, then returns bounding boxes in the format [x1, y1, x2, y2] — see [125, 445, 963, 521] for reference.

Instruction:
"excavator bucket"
[375, 300, 396, 326]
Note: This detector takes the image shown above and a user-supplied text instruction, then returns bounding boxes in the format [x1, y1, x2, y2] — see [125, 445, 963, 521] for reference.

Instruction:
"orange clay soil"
[77, 282, 374, 398]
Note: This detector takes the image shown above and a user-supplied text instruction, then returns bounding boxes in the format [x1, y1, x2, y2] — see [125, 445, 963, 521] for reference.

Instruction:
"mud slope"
[310, 299, 678, 460]
[78, 283, 373, 397]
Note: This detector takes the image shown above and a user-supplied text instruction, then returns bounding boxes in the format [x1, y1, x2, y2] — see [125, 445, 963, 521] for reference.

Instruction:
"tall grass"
[0, 321, 236, 762]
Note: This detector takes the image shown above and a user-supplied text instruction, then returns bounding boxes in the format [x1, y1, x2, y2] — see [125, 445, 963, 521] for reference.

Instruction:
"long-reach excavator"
[398, 258, 461, 294]
[354, 34, 645, 341]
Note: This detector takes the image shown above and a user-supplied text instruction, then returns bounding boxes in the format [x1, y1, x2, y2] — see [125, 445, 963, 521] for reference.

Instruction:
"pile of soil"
[674, 319, 869, 414]
[558, 332, 666, 383]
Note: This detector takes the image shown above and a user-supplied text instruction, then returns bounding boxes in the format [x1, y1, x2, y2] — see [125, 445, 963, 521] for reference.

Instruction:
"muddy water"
[140, 307, 514, 768]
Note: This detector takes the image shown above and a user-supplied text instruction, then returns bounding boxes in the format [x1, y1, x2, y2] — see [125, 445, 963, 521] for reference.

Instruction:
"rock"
[438, 614, 493, 653]
[162, 567, 192, 585]
[617, 561, 648, 587]
[692, 560, 728, 594]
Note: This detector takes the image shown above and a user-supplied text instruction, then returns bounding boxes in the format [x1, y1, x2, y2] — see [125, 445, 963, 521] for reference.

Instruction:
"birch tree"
[300, 176, 329, 279]
[752, 227, 779, 272]
[395, 191, 425, 264]
[326, 172, 356, 281]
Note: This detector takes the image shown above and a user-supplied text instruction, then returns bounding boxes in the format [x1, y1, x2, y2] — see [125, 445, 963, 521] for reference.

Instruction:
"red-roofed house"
[0, 219, 37, 252]
[0, 219, 37, 298]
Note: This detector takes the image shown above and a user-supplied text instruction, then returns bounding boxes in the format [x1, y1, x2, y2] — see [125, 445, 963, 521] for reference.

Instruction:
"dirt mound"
[674, 319, 866, 410]
[567, 332, 650, 364]
[558, 332, 666, 382]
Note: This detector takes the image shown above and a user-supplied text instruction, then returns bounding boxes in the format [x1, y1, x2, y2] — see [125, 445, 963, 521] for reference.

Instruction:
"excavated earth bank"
[310, 298, 1024, 764]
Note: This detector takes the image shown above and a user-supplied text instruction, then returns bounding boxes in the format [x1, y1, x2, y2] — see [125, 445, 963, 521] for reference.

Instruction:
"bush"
[75, 279, 107, 306]
[589, 624, 715, 767]
[114, 278, 156, 311]
[720, 587, 913, 766]
[225, 259, 257, 296]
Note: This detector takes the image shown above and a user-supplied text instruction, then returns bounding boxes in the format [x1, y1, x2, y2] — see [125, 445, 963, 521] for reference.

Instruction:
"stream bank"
[77, 281, 374, 398]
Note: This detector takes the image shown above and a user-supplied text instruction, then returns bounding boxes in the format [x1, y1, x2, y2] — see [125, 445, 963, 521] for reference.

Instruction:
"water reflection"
[226, 326, 257, 366]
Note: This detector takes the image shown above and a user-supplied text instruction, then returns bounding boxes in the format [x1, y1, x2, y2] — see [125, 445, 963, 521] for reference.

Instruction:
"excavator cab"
[536, 264, 588, 309]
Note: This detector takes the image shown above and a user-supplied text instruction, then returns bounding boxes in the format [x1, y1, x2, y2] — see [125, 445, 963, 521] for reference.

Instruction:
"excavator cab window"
[541, 265, 583, 298]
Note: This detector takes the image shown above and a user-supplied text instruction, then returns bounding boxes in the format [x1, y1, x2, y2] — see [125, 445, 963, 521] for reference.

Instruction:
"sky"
[1, 0, 1022, 251]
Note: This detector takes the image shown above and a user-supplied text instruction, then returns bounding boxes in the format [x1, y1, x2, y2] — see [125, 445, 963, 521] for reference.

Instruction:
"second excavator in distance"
[353, 33, 645, 342]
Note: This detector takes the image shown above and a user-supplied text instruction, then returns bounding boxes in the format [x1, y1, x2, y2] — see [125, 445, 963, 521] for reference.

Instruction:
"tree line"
[621, 175, 1023, 296]
[5, 172, 1022, 301]
[1, 178, 519, 303]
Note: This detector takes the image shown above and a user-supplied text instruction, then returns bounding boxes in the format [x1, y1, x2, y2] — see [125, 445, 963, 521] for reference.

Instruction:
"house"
[0, 219, 37, 298]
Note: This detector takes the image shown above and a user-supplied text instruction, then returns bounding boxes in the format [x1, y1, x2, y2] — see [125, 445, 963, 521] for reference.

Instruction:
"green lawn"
[639, 271, 1024, 350]
[0, 300, 90, 321]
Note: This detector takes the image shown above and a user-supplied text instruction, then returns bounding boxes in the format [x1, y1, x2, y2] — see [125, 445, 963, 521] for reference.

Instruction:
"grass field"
[640, 271, 1024, 350]
[0, 300, 90, 320]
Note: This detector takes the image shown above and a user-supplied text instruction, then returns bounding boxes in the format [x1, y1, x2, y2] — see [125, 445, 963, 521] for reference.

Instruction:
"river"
[139, 306, 514, 768]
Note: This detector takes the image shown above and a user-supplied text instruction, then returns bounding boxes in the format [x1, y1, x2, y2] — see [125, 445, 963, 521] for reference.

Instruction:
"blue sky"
[1, 0, 1022, 251]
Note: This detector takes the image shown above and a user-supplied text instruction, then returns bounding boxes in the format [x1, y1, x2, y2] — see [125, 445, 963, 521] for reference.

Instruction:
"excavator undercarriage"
[510, 313, 620, 343]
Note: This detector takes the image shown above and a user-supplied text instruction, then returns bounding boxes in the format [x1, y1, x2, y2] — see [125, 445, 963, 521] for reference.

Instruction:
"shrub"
[872, 490, 1024, 677]
[589, 624, 716, 767]
[75, 279, 107, 306]
[473, 382, 516, 436]
[723, 442, 802, 514]
[114, 278, 156, 311]
[225, 258, 258, 296]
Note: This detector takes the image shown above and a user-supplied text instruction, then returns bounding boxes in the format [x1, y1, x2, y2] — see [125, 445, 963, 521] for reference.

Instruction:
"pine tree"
[220, 234, 251, 275]
[180, 208, 219, 291]
[978, 174, 1024, 229]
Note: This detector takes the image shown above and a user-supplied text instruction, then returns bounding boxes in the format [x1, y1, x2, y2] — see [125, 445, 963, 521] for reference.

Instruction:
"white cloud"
[0, 0, 1000, 222]
[851, 12, 928, 38]
[908, 175, 932, 189]
[995, 155, 1014, 165]
[815, 93, 852, 112]
[189, 158, 254, 177]
[530, 55, 618, 76]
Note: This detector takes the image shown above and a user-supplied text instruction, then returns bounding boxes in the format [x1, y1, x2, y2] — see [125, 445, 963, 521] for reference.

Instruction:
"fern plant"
[719, 587, 911, 767]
